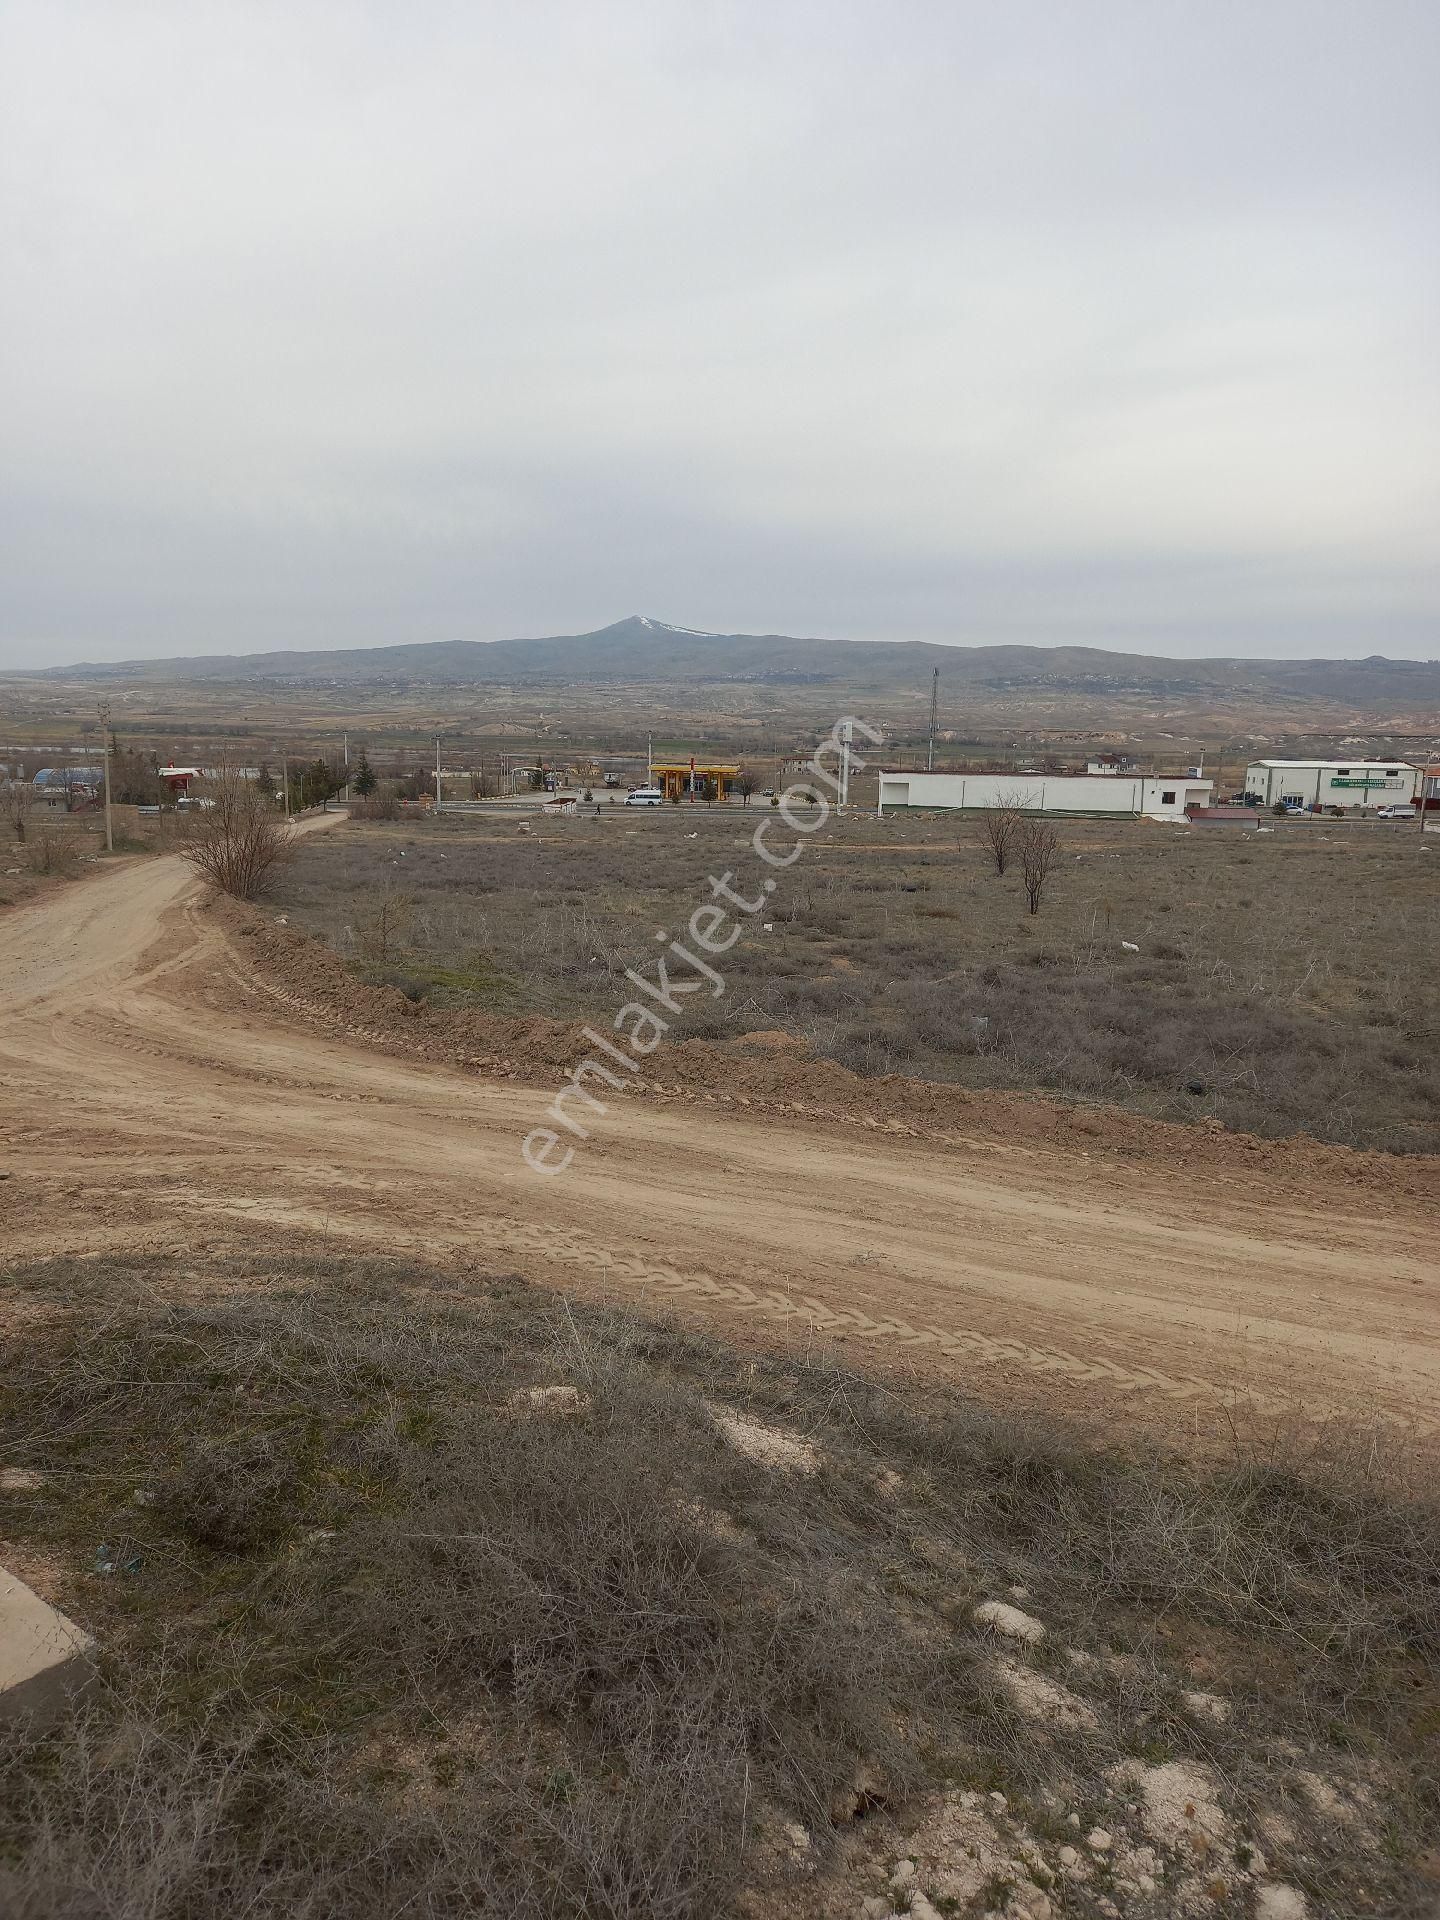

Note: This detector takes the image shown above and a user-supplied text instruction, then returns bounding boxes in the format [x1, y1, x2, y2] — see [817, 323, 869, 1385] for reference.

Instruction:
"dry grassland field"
[271, 809, 1439, 1154]
[2, 805, 1438, 1920]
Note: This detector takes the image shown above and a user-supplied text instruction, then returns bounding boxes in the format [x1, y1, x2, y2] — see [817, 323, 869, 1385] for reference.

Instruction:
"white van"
[625, 786, 664, 807]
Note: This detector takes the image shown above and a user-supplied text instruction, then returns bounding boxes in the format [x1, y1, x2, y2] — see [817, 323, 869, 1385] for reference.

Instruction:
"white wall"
[1243, 763, 1417, 808]
[877, 772, 1211, 819]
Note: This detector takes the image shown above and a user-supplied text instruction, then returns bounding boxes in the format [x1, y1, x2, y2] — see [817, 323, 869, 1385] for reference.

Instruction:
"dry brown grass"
[268, 812, 1440, 1151]
[1, 1251, 1437, 1917]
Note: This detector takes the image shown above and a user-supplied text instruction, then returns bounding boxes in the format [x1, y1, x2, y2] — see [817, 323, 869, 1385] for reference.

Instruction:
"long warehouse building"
[1242, 760, 1417, 810]
[876, 770, 1213, 820]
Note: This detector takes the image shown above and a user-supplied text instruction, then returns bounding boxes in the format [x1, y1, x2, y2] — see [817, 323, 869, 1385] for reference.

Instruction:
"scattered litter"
[1120, 940, 1140, 951]
[273, 914, 288, 925]
[92, 1541, 143, 1577]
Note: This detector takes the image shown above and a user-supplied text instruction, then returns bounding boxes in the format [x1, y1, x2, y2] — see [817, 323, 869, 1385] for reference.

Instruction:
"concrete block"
[0, 1565, 97, 1729]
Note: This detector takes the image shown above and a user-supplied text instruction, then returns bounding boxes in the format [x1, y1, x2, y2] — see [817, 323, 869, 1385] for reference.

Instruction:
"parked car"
[1376, 804, 1416, 819]
[624, 786, 664, 807]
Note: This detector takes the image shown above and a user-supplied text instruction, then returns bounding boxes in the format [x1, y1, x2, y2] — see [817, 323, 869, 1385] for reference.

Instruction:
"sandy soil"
[2, 826, 1436, 1450]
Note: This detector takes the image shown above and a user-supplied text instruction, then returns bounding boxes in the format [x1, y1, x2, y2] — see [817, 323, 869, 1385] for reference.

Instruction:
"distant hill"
[24, 615, 1440, 706]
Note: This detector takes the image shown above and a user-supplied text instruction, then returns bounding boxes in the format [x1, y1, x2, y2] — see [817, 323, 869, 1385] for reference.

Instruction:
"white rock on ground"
[1182, 1688, 1231, 1724]
[712, 1408, 820, 1474]
[0, 1468, 45, 1492]
[997, 1660, 1099, 1732]
[973, 1599, 1045, 1645]
[1256, 1889, 1309, 1920]
[888, 1858, 916, 1888]
[1, 1566, 95, 1730]
[511, 1384, 588, 1414]
[1086, 1827, 1112, 1852]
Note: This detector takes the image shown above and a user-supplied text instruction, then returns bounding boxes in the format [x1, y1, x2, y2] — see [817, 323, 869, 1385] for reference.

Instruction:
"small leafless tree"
[181, 767, 294, 900]
[1016, 815, 1059, 915]
[977, 797, 1021, 875]
[2, 777, 33, 844]
[736, 767, 758, 806]
[362, 885, 416, 962]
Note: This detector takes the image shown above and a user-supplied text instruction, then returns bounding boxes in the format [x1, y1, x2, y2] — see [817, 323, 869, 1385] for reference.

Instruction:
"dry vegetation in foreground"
[269, 812, 1440, 1152]
[2, 1251, 1438, 1919]
[0, 811, 175, 912]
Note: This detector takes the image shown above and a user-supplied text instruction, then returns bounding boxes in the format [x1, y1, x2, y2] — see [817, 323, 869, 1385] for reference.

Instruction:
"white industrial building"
[876, 770, 1213, 820]
[1242, 760, 1417, 810]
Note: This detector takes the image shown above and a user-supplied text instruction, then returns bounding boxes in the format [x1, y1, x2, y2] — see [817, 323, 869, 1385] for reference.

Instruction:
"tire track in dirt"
[3, 841, 1437, 1453]
[145, 1184, 1433, 1439]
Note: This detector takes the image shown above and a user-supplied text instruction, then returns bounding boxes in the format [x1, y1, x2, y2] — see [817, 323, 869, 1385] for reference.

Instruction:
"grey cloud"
[1, 0, 1436, 667]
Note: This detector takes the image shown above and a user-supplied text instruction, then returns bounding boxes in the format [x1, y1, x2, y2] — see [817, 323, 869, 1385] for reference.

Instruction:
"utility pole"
[435, 735, 442, 811]
[839, 718, 852, 808]
[98, 702, 113, 853]
[342, 731, 350, 801]
[926, 668, 939, 773]
[647, 732, 653, 784]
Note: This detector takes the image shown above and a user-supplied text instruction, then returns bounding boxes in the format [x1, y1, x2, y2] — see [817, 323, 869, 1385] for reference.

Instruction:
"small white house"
[876, 770, 1213, 820]
[1242, 760, 1417, 810]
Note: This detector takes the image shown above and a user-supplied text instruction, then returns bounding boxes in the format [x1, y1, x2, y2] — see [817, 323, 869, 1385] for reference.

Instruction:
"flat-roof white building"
[876, 770, 1213, 821]
[1242, 760, 1417, 810]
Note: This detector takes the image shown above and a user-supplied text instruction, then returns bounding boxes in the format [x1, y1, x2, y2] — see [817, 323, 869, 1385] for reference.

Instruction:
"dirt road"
[2, 835, 1436, 1445]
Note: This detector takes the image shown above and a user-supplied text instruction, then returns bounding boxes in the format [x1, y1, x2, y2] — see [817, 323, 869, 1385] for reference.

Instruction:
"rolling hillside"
[25, 615, 1440, 708]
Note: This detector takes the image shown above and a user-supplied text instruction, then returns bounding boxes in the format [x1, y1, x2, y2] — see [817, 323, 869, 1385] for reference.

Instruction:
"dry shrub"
[25, 830, 78, 876]
[180, 769, 294, 900]
[977, 797, 1020, 875]
[350, 792, 401, 821]
[1015, 815, 1059, 914]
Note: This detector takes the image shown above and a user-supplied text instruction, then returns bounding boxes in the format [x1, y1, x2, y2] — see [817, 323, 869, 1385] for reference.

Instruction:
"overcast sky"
[1, 1, 1436, 669]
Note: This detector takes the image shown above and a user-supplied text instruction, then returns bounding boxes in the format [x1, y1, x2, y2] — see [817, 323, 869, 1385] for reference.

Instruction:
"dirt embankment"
[224, 897, 1438, 1209]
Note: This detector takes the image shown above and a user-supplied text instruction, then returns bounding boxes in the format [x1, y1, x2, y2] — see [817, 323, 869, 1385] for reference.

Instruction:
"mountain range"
[21, 616, 1440, 707]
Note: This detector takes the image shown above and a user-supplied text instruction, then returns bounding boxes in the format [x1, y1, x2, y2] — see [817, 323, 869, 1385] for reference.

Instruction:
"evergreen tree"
[353, 752, 377, 797]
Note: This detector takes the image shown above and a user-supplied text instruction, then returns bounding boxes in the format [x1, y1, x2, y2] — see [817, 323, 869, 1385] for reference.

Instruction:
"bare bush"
[25, 828, 78, 876]
[977, 797, 1020, 875]
[181, 768, 294, 900]
[359, 884, 415, 962]
[1016, 815, 1059, 915]
[350, 791, 400, 821]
